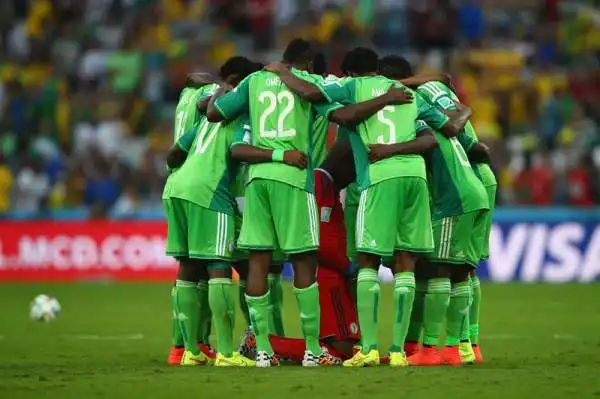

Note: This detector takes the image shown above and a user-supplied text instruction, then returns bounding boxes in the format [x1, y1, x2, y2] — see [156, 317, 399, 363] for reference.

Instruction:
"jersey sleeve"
[313, 101, 343, 119]
[231, 116, 252, 147]
[213, 77, 250, 120]
[457, 131, 477, 151]
[176, 127, 197, 152]
[415, 93, 449, 131]
[415, 119, 432, 135]
[316, 79, 354, 104]
[418, 82, 458, 111]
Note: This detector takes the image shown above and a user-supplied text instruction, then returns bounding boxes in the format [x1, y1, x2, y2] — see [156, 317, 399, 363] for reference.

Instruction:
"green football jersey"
[174, 83, 219, 143]
[417, 81, 497, 187]
[416, 120, 489, 220]
[230, 119, 252, 200]
[213, 69, 341, 193]
[318, 76, 450, 191]
[166, 116, 246, 215]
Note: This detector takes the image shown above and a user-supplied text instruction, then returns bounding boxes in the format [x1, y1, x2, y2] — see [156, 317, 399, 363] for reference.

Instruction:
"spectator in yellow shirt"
[0, 154, 13, 213]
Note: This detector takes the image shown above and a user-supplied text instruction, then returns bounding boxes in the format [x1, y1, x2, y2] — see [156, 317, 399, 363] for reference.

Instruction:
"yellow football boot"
[389, 352, 409, 367]
[215, 352, 256, 367]
[180, 350, 208, 366]
[343, 349, 380, 367]
[459, 342, 476, 364]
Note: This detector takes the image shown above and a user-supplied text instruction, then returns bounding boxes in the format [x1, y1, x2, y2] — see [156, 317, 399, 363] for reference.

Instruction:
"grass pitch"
[0, 283, 598, 398]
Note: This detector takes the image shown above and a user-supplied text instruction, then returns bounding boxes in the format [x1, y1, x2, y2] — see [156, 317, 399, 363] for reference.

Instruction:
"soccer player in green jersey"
[207, 39, 414, 367]
[164, 57, 260, 367]
[167, 72, 221, 365]
[416, 79, 496, 364]
[271, 47, 472, 367]
[376, 55, 491, 366]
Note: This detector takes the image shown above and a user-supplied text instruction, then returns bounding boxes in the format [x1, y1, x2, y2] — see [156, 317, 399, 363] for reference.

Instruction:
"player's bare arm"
[329, 86, 413, 127]
[185, 72, 219, 88]
[368, 131, 438, 163]
[231, 144, 308, 169]
[166, 145, 188, 170]
[439, 103, 472, 138]
[468, 142, 491, 164]
[400, 73, 452, 89]
[264, 62, 325, 102]
[197, 97, 211, 114]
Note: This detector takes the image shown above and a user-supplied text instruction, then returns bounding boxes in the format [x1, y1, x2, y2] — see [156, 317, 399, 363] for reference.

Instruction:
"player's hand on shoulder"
[384, 86, 413, 105]
[368, 144, 392, 163]
[263, 62, 287, 74]
[283, 150, 308, 169]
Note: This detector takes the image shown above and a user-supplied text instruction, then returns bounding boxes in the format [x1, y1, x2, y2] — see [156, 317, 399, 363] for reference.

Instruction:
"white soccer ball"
[29, 294, 61, 322]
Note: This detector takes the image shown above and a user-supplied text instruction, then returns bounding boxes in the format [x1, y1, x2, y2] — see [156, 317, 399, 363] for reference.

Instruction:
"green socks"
[246, 291, 274, 354]
[238, 280, 251, 328]
[357, 268, 380, 353]
[197, 281, 211, 345]
[174, 280, 200, 354]
[406, 279, 427, 343]
[422, 278, 451, 346]
[170, 285, 184, 347]
[268, 273, 285, 336]
[390, 272, 415, 353]
[470, 275, 482, 345]
[293, 283, 321, 355]
[208, 278, 235, 357]
[445, 281, 472, 346]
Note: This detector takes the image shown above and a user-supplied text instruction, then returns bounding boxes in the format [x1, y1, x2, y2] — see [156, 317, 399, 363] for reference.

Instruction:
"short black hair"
[341, 50, 358, 75]
[282, 38, 313, 65]
[378, 55, 413, 79]
[219, 56, 258, 80]
[312, 52, 327, 76]
[350, 47, 378, 75]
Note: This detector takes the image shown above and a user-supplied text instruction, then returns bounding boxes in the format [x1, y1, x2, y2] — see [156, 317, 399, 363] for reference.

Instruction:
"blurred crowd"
[0, 0, 599, 217]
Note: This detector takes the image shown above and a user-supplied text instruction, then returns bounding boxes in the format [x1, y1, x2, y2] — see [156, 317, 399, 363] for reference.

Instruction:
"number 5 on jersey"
[259, 91, 296, 138]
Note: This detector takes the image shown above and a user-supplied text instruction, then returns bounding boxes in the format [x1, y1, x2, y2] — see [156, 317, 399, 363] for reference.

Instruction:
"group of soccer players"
[162, 37, 497, 368]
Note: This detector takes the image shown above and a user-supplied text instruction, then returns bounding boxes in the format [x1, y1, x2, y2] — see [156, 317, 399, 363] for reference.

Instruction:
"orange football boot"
[404, 342, 421, 357]
[199, 343, 216, 364]
[440, 346, 462, 366]
[472, 345, 484, 363]
[407, 346, 444, 366]
[167, 347, 184, 365]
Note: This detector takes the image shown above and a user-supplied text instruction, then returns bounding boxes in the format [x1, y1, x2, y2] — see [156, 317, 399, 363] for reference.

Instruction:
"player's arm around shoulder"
[368, 120, 438, 164]
[166, 128, 197, 170]
[263, 62, 328, 103]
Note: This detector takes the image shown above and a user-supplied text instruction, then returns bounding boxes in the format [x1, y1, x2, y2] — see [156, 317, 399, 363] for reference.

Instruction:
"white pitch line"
[70, 333, 145, 341]
[483, 333, 578, 341]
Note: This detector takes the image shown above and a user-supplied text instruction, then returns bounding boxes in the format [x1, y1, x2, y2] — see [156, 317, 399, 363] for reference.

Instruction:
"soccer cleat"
[343, 349, 380, 367]
[472, 345, 484, 363]
[198, 343, 216, 364]
[238, 327, 257, 360]
[302, 350, 320, 367]
[180, 350, 208, 366]
[255, 351, 280, 368]
[459, 342, 476, 364]
[167, 347, 184, 365]
[215, 352, 256, 367]
[407, 346, 444, 366]
[389, 352, 409, 367]
[440, 346, 462, 366]
[380, 355, 390, 365]
[404, 342, 421, 357]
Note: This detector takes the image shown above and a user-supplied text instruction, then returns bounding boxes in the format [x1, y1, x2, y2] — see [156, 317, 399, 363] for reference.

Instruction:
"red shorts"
[317, 266, 360, 341]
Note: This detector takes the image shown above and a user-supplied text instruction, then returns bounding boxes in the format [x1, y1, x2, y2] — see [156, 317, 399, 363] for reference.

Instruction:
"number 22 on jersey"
[258, 91, 296, 138]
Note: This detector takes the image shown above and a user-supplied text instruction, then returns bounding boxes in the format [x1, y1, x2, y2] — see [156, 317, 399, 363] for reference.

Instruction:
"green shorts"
[233, 197, 288, 264]
[429, 209, 488, 267]
[344, 203, 358, 263]
[164, 198, 235, 261]
[238, 179, 319, 254]
[481, 185, 497, 260]
[356, 177, 433, 257]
